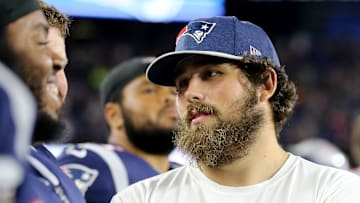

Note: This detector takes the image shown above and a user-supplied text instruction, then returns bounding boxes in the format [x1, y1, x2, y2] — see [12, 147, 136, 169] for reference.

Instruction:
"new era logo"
[250, 45, 262, 56]
[176, 21, 216, 44]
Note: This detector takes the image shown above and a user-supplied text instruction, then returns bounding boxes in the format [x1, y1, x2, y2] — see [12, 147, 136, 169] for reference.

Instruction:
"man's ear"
[104, 102, 123, 129]
[259, 67, 277, 102]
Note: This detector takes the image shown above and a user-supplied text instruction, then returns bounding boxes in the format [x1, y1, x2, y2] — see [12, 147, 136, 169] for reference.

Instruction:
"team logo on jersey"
[176, 21, 216, 44]
[61, 164, 99, 195]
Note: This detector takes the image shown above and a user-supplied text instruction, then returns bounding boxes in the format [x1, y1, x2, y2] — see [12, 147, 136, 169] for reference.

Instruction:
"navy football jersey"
[58, 143, 181, 203]
[6, 144, 87, 203]
[28, 145, 86, 203]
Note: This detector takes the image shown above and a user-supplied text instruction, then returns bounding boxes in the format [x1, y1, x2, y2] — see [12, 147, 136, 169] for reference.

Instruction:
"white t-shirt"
[111, 154, 360, 203]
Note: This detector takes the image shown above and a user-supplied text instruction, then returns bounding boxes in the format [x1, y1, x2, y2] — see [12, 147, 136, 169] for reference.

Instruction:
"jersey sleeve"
[0, 62, 36, 160]
[0, 62, 36, 199]
[57, 143, 129, 203]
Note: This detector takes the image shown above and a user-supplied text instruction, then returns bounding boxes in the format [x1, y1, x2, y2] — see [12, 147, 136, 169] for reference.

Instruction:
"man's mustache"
[185, 103, 218, 121]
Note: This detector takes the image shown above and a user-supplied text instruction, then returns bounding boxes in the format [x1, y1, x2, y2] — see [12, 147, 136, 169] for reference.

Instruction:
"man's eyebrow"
[136, 80, 153, 88]
[35, 22, 49, 35]
[174, 64, 186, 79]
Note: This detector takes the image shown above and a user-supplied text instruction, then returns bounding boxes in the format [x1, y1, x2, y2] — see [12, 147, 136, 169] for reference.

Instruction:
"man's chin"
[40, 105, 60, 121]
[32, 112, 68, 144]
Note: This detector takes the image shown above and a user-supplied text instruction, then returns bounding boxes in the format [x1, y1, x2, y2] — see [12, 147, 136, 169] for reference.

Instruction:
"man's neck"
[198, 130, 288, 187]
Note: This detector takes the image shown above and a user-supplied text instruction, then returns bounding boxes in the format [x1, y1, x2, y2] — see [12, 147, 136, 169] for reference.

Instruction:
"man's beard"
[0, 39, 45, 107]
[16, 61, 66, 144]
[122, 108, 175, 155]
[174, 89, 264, 168]
[1, 35, 68, 145]
[32, 112, 68, 144]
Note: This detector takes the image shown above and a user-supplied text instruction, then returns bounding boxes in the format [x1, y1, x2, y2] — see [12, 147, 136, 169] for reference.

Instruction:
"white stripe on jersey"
[79, 143, 129, 192]
[27, 155, 59, 186]
[0, 62, 36, 159]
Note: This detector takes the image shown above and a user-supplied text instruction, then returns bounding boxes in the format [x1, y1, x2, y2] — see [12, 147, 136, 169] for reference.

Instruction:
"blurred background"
[43, 0, 360, 168]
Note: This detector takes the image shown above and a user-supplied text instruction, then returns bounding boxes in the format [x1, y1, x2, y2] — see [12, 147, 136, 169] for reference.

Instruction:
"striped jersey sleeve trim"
[0, 62, 36, 159]
[80, 143, 129, 192]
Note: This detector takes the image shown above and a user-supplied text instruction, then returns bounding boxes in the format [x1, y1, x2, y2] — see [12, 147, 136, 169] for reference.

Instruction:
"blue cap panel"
[147, 16, 281, 86]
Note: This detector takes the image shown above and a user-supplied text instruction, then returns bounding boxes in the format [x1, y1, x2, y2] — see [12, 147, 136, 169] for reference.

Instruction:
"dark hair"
[0, 27, 9, 62]
[235, 57, 298, 136]
[38, 0, 71, 37]
[0, 27, 17, 71]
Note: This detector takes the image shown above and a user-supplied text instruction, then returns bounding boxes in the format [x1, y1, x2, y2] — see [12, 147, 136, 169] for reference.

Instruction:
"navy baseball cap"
[146, 16, 280, 86]
[0, 0, 40, 27]
[100, 56, 155, 106]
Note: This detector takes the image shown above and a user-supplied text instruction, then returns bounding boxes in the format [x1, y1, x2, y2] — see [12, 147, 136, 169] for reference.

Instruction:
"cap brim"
[146, 50, 244, 86]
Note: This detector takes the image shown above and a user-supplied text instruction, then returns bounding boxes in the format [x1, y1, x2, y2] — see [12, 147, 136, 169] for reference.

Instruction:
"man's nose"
[184, 77, 205, 103]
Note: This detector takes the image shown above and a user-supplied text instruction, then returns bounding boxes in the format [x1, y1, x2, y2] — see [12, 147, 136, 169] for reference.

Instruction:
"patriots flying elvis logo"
[176, 21, 216, 44]
[61, 164, 99, 195]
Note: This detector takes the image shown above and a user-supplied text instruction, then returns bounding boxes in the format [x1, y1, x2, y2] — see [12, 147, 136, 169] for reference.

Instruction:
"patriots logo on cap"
[61, 164, 99, 195]
[176, 21, 216, 44]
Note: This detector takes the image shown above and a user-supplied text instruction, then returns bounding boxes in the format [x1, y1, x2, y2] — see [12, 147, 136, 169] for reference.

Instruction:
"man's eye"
[38, 41, 49, 46]
[53, 64, 62, 71]
[142, 88, 156, 94]
[175, 79, 189, 93]
[203, 70, 220, 79]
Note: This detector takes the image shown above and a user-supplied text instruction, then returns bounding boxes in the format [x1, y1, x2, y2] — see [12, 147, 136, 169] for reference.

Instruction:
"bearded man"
[111, 16, 360, 203]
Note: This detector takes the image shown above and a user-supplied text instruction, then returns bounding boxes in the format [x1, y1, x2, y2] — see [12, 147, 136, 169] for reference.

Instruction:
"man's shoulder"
[0, 61, 36, 159]
[57, 143, 131, 180]
[123, 165, 189, 190]
[57, 143, 163, 195]
[290, 154, 360, 186]
[57, 143, 131, 198]
[58, 143, 152, 167]
[110, 165, 192, 203]
[28, 147, 86, 203]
